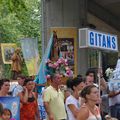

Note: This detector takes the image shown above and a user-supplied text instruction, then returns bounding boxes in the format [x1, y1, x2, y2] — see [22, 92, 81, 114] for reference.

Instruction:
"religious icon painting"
[1, 43, 17, 64]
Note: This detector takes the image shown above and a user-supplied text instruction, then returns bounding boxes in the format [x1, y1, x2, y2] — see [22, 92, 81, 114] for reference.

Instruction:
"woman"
[0, 79, 10, 96]
[18, 78, 40, 120]
[65, 77, 85, 120]
[77, 85, 102, 120]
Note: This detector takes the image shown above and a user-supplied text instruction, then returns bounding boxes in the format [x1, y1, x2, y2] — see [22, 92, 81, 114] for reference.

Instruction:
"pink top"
[82, 104, 102, 120]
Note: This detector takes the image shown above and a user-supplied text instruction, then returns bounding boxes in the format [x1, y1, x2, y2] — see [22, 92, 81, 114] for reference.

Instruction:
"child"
[0, 103, 3, 120]
[1, 108, 12, 120]
[0, 103, 3, 116]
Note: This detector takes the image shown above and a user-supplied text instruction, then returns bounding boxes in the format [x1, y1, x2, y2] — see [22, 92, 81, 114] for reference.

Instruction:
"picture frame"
[1, 43, 17, 64]
[50, 27, 78, 76]
[58, 38, 74, 72]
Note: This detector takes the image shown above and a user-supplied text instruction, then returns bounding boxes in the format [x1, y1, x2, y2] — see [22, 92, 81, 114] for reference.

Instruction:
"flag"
[34, 34, 54, 84]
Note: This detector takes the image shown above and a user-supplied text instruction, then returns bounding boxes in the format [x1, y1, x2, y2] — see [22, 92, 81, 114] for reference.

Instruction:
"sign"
[79, 28, 118, 52]
[0, 97, 20, 120]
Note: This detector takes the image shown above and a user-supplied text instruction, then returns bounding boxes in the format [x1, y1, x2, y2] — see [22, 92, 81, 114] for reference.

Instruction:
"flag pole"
[98, 50, 102, 109]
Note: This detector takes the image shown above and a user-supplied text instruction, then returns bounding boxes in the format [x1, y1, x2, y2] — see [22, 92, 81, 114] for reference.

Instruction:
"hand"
[23, 86, 28, 93]
[48, 114, 55, 120]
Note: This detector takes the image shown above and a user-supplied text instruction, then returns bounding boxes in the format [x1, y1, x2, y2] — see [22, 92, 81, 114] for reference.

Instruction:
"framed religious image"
[50, 27, 78, 76]
[1, 43, 17, 64]
[58, 38, 74, 72]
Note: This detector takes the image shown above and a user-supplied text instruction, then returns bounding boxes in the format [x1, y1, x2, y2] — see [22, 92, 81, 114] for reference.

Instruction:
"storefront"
[42, 0, 120, 76]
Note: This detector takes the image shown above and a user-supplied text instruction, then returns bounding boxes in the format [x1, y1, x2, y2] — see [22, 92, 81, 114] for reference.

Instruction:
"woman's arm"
[18, 87, 28, 103]
[68, 104, 79, 118]
[34, 93, 41, 120]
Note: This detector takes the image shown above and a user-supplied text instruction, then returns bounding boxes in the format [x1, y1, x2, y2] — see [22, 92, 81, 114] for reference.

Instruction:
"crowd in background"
[0, 68, 119, 120]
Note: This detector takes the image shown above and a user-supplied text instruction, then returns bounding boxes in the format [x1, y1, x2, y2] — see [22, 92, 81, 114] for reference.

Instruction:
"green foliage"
[0, 0, 41, 78]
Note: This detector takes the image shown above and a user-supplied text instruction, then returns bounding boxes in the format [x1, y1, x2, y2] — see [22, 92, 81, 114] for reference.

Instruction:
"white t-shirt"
[108, 80, 120, 106]
[65, 95, 80, 120]
[12, 84, 23, 96]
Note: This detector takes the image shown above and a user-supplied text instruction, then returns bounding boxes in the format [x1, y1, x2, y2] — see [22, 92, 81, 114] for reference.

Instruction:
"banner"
[20, 38, 40, 76]
[0, 97, 20, 120]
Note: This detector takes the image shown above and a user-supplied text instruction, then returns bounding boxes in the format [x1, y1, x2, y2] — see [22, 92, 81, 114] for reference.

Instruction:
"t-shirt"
[43, 86, 67, 120]
[12, 84, 23, 97]
[65, 95, 80, 120]
[108, 80, 120, 106]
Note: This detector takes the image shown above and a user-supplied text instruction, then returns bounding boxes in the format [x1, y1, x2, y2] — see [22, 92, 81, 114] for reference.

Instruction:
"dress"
[20, 92, 37, 120]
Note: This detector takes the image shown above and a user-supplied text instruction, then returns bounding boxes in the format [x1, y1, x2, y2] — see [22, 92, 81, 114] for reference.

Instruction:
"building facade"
[42, 0, 120, 76]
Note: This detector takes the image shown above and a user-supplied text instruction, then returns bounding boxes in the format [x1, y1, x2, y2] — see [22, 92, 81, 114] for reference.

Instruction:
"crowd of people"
[0, 68, 119, 120]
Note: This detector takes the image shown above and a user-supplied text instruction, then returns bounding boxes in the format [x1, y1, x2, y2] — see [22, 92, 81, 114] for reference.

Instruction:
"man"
[11, 47, 22, 80]
[43, 74, 67, 120]
[85, 69, 98, 87]
[85, 68, 107, 89]
[0, 79, 10, 96]
[12, 75, 25, 96]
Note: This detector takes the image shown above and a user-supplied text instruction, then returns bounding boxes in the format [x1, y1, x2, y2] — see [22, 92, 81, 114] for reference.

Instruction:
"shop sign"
[79, 28, 118, 52]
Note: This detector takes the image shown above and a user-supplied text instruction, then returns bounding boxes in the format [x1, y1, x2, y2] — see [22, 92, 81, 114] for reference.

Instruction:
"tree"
[0, 0, 41, 78]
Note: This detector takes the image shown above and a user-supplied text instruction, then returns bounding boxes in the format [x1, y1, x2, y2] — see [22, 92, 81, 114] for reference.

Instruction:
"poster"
[1, 43, 17, 64]
[50, 27, 77, 76]
[58, 38, 74, 71]
[0, 97, 20, 120]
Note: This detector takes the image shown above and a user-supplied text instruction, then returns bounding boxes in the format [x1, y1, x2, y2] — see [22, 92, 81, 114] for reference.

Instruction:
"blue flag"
[34, 34, 53, 84]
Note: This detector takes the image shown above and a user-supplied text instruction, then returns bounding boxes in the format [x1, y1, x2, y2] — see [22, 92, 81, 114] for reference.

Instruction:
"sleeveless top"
[82, 104, 102, 120]
[20, 92, 37, 120]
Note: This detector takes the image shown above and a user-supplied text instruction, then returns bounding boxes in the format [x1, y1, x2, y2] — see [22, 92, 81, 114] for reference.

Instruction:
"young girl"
[1, 108, 12, 120]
